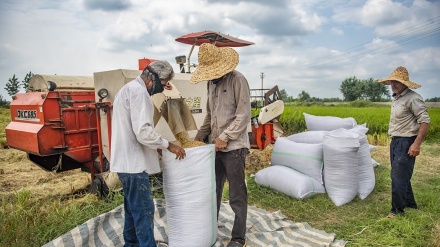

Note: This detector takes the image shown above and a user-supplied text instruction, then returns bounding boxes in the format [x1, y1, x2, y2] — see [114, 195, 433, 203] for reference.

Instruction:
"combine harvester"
[5, 31, 284, 196]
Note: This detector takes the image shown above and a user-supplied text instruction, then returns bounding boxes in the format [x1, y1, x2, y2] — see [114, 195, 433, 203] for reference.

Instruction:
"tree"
[298, 90, 311, 102]
[426, 97, 440, 102]
[5, 74, 20, 96]
[0, 94, 10, 108]
[362, 78, 390, 101]
[340, 76, 390, 102]
[21, 71, 33, 91]
[280, 89, 288, 100]
[339, 76, 363, 101]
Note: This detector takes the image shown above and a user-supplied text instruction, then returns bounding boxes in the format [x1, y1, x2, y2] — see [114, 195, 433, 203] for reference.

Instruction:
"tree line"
[1, 73, 439, 108]
[281, 76, 440, 102]
[1, 72, 33, 108]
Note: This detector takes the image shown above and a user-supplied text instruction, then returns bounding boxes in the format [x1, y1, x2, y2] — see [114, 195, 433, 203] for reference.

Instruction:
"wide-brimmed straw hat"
[377, 66, 421, 89]
[190, 43, 239, 84]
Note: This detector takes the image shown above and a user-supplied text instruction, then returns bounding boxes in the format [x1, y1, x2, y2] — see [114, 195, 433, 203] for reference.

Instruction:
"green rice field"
[279, 103, 439, 145]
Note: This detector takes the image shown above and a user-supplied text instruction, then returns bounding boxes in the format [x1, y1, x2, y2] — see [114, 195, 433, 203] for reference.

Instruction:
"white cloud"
[330, 27, 344, 36]
[0, 0, 438, 100]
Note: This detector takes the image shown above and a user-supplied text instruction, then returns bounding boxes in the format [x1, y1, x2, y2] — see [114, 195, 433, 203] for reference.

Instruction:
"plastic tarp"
[42, 198, 346, 247]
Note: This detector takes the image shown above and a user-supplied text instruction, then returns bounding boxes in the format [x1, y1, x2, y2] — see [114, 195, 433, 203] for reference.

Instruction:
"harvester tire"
[91, 176, 109, 199]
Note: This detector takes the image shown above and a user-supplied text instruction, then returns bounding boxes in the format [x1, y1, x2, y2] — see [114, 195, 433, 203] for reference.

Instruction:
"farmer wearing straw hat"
[377, 66, 430, 219]
[192, 43, 251, 247]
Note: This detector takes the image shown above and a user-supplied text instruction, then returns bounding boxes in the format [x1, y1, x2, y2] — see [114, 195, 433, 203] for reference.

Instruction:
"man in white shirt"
[110, 60, 186, 246]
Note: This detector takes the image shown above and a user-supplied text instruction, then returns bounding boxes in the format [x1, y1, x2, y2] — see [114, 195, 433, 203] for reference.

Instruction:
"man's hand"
[167, 143, 186, 160]
[164, 82, 172, 90]
[215, 137, 227, 152]
[408, 143, 421, 157]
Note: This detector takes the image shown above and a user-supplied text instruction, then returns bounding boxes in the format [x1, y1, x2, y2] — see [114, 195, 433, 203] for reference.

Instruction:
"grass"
[1, 105, 440, 246]
[0, 191, 125, 246]
[247, 144, 440, 247]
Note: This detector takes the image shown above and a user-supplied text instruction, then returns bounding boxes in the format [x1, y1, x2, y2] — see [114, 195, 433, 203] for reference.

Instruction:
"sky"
[1, 0, 439, 101]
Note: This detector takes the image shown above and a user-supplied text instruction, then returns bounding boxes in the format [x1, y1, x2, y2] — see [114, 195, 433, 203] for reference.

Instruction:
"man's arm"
[408, 122, 429, 157]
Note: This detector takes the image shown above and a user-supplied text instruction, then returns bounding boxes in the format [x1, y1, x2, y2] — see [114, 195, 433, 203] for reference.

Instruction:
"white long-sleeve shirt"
[110, 76, 169, 174]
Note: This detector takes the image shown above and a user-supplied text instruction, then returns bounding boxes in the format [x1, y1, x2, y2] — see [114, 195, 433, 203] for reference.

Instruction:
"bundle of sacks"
[255, 113, 378, 206]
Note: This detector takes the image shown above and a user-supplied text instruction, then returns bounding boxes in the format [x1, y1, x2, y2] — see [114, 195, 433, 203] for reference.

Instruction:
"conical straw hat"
[377, 66, 421, 89]
[190, 43, 239, 84]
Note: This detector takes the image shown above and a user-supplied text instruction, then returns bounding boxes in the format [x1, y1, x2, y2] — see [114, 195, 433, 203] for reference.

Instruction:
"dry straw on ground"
[0, 148, 90, 200]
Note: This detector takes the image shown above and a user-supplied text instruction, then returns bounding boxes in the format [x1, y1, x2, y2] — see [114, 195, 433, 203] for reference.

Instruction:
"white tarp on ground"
[43, 198, 346, 247]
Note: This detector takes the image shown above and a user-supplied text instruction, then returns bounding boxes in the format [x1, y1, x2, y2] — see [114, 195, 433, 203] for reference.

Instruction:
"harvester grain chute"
[5, 30, 284, 197]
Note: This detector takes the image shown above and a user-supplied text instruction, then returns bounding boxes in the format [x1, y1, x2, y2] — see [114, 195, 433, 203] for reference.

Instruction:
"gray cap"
[148, 60, 175, 81]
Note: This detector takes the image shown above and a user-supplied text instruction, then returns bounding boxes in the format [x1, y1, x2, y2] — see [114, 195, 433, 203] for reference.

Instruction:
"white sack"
[304, 113, 357, 131]
[323, 129, 360, 206]
[371, 158, 379, 167]
[349, 124, 376, 199]
[271, 137, 324, 184]
[286, 131, 329, 144]
[255, 166, 326, 199]
[349, 125, 375, 200]
[162, 144, 217, 247]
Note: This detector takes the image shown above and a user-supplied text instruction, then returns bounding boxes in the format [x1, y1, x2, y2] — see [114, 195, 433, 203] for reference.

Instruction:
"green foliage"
[298, 90, 311, 102]
[0, 95, 10, 109]
[21, 71, 33, 91]
[322, 97, 343, 102]
[280, 89, 288, 100]
[4, 74, 20, 96]
[340, 76, 362, 101]
[362, 78, 391, 101]
[340, 76, 390, 101]
[348, 100, 375, 107]
[426, 97, 440, 102]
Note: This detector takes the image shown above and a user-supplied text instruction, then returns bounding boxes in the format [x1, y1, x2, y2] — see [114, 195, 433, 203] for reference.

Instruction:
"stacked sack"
[255, 113, 377, 206]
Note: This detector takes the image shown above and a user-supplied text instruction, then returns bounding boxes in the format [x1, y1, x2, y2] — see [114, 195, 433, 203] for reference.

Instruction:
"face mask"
[150, 72, 165, 95]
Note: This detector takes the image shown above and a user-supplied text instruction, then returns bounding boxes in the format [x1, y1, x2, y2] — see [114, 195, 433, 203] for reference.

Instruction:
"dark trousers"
[215, 148, 248, 241]
[390, 136, 417, 214]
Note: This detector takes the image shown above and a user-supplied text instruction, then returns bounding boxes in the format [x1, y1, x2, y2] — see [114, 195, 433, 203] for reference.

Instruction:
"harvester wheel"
[90, 175, 109, 199]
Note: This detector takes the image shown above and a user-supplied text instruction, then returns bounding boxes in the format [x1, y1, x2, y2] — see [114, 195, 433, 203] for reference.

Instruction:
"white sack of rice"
[255, 165, 326, 199]
[271, 137, 324, 184]
[304, 113, 357, 131]
[323, 129, 360, 206]
[349, 124, 375, 200]
[161, 144, 217, 247]
[286, 130, 329, 144]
